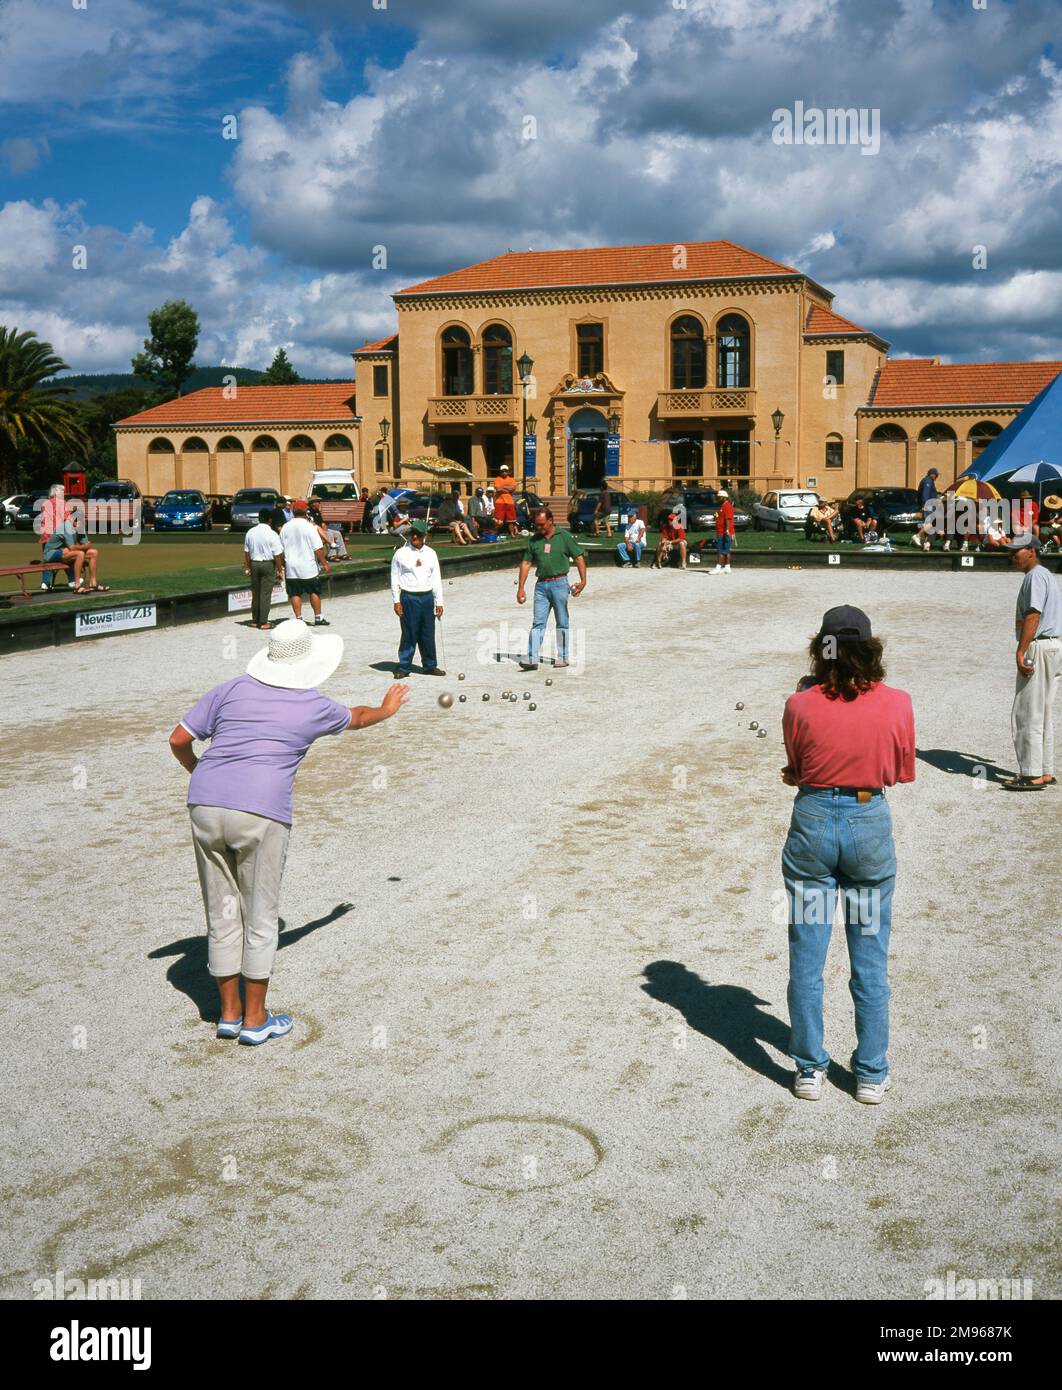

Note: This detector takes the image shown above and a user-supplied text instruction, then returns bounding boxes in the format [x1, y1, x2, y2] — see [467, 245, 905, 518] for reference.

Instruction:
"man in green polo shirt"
[517, 507, 587, 670]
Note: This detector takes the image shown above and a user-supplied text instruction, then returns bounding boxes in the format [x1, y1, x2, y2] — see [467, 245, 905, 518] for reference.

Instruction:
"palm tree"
[0, 327, 88, 492]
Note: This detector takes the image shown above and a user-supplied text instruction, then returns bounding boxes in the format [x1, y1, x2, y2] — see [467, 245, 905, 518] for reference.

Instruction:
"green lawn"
[0, 524, 872, 616]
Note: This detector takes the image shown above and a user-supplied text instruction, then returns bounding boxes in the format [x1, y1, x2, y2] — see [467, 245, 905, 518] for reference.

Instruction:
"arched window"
[969, 421, 1002, 457]
[869, 424, 907, 443]
[441, 326, 473, 396]
[147, 437, 175, 453]
[671, 316, 706, 390]
[216, 436, 243, 452]
[251, 435, 279, 452]
[482, 324, 513, 395]
[181, 436, 208, 452]
[287, 434, 315, 450]
[919, 422, 957, 442]
[825, 433, 844, 469]
[324, 434, 353, 450]
[716, 314, 750, 389]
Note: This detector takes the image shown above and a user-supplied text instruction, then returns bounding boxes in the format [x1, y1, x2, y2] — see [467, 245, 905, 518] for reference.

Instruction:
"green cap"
[410, 519, 429, 535]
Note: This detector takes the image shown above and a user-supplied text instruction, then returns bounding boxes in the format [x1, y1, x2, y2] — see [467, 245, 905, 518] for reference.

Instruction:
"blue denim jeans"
[529, 577, 570, 663]
[782, 788, 896, 1082]
[616, 541, 644, 564]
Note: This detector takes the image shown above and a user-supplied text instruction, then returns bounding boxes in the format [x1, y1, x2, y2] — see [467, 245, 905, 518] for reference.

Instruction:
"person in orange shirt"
[491, 463, 519, 538]
[652, 513, 687, 569]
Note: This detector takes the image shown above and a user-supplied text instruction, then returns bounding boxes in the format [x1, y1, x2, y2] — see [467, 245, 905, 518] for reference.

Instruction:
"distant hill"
[48, 368, 353, 400]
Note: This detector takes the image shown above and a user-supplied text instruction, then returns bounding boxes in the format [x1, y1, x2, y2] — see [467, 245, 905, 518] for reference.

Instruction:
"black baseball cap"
[819, 605, 872, 642]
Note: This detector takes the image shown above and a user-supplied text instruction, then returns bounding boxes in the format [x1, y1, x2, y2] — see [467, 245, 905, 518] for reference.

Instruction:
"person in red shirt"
[780, 605, 915, 1106]
[1016, 490, 1040, 538]
[711, 488, 735, 574]
[652, 513, 687, 569]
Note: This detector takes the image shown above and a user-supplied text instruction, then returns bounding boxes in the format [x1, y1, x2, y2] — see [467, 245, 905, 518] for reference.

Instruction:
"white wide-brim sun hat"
[246, 617, 344, 690]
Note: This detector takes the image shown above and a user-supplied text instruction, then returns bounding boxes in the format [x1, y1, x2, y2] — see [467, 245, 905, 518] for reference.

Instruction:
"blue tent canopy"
[963, 371, 1062, 484]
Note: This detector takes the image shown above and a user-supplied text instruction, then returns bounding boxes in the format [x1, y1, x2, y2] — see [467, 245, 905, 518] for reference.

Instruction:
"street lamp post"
[517, 351, 534, 489]
[771, 407, 784, 482]
[380, 416, 390, 479]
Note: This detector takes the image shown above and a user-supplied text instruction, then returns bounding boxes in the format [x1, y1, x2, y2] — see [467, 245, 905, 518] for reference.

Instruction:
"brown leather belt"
[801, 785, 883, 803]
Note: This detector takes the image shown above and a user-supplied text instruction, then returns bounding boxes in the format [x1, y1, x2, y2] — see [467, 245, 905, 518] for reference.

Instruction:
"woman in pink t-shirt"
[780, 606, 915, 1106]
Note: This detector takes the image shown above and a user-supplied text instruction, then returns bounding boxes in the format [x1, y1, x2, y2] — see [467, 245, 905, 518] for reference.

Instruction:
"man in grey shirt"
[1005, 535, 1062, 789]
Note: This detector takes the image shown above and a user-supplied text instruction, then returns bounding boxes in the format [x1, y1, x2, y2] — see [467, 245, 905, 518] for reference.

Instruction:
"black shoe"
[314, 617, 330, 626]
[395, 669, 411, 678]
[424, 667, 446, 676]
[518, 661, 538, 671]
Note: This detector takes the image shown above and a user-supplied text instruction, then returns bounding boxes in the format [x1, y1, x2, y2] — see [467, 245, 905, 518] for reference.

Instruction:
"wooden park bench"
[0, 559, 75, 599]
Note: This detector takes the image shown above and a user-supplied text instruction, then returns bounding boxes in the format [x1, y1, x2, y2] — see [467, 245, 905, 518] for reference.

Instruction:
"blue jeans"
[529, 577, 570, 663]
[398, 590, 437, 670]
[782, 788, 896, 1082]
[617, 541, 644, 565]
[41, 542, 66, 588]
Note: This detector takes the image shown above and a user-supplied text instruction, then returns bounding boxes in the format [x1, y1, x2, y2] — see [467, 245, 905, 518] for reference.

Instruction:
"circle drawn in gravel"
[433, 1115, 604, 1191]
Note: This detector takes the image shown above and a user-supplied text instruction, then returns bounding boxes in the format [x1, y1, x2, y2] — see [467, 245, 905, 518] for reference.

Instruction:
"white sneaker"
[721, 566, 731, 575]
[960, 540, 969, 552]
[794, 1067, 826, 1101]
[710, 564, 723, 574]
[912, 535, 923, 549]
[40, 581, 51, 591]
[855, 1075, 891, 1105]
[942, 539, 952, 551]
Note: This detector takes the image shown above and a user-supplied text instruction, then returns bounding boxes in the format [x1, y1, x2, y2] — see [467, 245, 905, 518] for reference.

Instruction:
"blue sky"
[1, 0, 1060, 376]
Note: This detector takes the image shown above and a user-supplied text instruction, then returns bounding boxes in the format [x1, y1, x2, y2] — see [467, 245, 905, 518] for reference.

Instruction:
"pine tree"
[261, 348, 300, 385]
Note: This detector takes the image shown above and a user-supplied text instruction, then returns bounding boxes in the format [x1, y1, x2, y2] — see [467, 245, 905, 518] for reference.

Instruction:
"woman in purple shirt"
[169, 619, 408, 1045]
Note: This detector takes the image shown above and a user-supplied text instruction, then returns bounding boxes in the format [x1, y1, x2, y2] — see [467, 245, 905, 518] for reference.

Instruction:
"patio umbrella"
[947, 477, 1002, 500]
[1005, 460, 1062, 505]
[399, 455, 475, 523]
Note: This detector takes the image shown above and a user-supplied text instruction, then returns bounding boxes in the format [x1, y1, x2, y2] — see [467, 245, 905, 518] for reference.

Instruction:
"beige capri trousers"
[189, 805, 290, 979]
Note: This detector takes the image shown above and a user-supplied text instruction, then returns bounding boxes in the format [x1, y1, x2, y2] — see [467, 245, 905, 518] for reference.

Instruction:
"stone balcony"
[656, 388, 757, 420]
[427, 395, 520, 426]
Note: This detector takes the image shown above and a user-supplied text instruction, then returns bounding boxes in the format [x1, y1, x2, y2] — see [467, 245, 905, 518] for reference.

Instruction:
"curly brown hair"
[807, 634, 886, 701]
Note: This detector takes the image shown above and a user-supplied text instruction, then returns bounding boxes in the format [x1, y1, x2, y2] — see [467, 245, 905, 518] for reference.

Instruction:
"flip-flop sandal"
[238, 1012, 294, 1046]
[1002, 777, 1046, 790]
[216, 1017, 243, 1039]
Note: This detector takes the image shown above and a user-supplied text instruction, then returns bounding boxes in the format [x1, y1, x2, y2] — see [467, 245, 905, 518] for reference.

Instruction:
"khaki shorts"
[189, 805, 290, 979]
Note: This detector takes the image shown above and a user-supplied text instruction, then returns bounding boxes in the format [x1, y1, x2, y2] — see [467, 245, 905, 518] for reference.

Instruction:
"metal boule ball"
[757, 728, 767, 738]
[545, 678, 553, 686]
[523, 692, 531, 700]
[749, 721, 759, 730]
[736, 701, 744, 710]
[482, 693, 490, 701]
[458, 672, 465, 680]
[529, 702, 537, 710]
[458, 694, 467, 702]
[438, 693, 454, 709]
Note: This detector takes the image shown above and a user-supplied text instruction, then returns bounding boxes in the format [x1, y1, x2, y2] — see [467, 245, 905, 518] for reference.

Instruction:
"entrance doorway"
[568, 407, 609, 490]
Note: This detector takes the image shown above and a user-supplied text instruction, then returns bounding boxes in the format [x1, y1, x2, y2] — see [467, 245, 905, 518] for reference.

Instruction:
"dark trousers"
[399, 590, 437, 670]
[250, 560, 277, 626]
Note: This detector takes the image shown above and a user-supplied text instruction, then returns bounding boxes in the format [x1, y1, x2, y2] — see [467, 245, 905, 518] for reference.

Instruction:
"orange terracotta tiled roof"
[353, 334, 397, 354]
[867, 360, 1062, 409]
[115, 384, 358, 427]
[395, 240, 798, 296]
[805, 303, 876, 337]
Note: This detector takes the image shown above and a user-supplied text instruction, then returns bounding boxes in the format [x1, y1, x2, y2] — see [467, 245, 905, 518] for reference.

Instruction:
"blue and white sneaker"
[794, 1067, 826, 1101]
[216, 1017, 243, 1039]
[238, 1012, 294, 1046]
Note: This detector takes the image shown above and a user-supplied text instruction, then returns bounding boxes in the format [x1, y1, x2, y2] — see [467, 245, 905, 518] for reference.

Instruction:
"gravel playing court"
[2, 564, 1056, 1300]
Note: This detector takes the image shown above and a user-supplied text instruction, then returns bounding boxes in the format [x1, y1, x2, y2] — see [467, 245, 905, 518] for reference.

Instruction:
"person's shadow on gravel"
[916, 747, 1010, 783]
[641, 960, 794, 1089]
[150, 902, 353, 1021]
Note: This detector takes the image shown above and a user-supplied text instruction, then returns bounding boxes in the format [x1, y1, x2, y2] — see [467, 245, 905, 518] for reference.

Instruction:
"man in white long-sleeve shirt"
[390, 520, 445, 676]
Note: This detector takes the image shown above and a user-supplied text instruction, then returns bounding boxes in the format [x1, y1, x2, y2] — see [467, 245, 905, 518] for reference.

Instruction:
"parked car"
[656, 486, 750, 532]
[839, 487, 922, 535]
[89, 479, 141, 504]
[1, 494, 28, 528]
[567, 489, 636, 532]
[229, 488, 284, 531]
[14, 489, 50, 530]
[206, 494, 233, 525]
[752, 489, 822, 532]
[153, 489, 213, 531]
